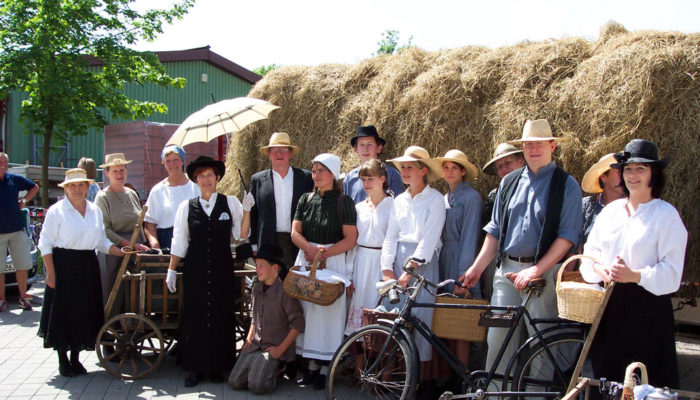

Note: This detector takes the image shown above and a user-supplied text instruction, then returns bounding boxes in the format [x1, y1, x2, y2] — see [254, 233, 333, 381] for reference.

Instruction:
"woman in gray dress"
[435, 149, 483, 379]
[95, 153, 148, 317]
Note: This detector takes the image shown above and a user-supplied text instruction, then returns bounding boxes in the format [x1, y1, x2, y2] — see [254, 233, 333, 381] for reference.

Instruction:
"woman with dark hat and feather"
[165, 156, 255, 387]
[579, 139, 687, 387]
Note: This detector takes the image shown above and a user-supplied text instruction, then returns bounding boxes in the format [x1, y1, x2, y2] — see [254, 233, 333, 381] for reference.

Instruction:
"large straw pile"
[221, 23, 700, 282]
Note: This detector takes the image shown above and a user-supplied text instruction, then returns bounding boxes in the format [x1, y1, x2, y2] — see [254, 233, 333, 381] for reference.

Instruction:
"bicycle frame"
[374, 270, 585, 399]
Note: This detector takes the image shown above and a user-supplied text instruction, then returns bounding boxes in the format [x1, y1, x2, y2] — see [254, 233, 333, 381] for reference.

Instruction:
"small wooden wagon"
[95, 207, 256, 380]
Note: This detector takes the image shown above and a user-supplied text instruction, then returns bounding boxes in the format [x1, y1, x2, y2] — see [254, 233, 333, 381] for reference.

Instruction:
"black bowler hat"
[611, 139, 669, 170]
[254, 244, 288, 276]
[350, 125, 386, 147]
[234, 243, 254, 261]
[186, 156, 226, 182]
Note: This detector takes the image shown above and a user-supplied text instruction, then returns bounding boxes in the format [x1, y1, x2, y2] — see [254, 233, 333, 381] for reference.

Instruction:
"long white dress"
[345, 196, 394, 335]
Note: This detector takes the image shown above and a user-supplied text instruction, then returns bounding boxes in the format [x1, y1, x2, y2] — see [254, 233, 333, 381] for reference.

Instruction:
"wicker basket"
[432, 295, 489, 342]
[283, 251, 344, 306]
[556, 255, 608, 323]
[362, 307, 401, 353]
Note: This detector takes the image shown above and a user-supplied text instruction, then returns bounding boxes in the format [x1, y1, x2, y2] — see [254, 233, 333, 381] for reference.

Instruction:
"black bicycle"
[327, 257, 587, 400]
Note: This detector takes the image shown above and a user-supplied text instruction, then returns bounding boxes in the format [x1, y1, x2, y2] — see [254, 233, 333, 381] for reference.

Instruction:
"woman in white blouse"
[165, 156, 254, 387]
[143, 145, 200, 250]
[345, 159, 394, 335]
[38, 169, 124, 377]
[580, 139, 687, 387]
[381, 146, 446, 391]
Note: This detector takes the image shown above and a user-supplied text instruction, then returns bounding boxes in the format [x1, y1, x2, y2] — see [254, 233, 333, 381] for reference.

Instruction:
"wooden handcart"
[95, 207, 256, 380]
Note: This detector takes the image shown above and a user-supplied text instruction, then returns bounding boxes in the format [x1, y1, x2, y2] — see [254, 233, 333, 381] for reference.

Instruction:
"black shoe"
[58, 364, 77, 378]
[313, 374, 326, 391]
[283, 364, 298, 381]
[296, 369, 319, 386]
[209, 372, 225, 383]
[184, 372, 202, 387]
[71, 361, 87, 375]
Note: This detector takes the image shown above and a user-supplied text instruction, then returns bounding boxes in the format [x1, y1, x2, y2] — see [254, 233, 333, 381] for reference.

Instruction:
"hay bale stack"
[221, 24, 700, 282]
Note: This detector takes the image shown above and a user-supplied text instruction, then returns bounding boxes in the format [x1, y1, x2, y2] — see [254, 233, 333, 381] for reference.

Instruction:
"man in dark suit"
[250, 132, 314, 268]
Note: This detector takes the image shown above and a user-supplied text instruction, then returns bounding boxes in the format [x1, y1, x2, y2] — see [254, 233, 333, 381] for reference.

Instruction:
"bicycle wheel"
[511, 332, 585, 399]
[327, 324, 417, 400]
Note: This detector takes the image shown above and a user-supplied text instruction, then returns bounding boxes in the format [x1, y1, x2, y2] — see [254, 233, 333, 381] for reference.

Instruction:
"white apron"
[294, 243, 348, 361]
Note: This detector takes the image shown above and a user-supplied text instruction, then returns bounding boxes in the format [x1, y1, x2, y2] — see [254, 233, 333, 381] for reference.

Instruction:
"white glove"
[166, 269, 177, 293]
[242, 190, 255, 212]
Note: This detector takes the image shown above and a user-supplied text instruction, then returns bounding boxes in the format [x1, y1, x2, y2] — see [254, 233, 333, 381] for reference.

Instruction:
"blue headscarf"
[161, 145, 186, 163]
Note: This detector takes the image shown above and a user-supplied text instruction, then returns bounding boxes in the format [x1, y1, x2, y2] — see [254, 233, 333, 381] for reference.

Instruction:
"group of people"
[13, 117, 687, 394]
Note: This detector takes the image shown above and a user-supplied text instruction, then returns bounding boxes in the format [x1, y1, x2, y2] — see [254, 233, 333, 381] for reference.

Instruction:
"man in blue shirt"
[343, 125, 404, 203]
[459, 120, 582, 374]
[0, 152, 39, 311]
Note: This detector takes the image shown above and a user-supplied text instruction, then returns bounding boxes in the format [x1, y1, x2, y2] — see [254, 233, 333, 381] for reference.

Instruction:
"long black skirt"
[38, 248, 105, 352]
[179, 258, 237, 374]
[589, 283, 679, 387]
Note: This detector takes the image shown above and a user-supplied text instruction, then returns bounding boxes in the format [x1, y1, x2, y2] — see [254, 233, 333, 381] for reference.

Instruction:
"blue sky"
[133, 0, 700, 71]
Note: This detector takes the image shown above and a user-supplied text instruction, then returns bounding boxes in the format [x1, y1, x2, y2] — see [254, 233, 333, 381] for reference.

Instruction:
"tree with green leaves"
[0, 0, 194, 206]
[375, 29, 413, 55]
[253, 64, 279, 77]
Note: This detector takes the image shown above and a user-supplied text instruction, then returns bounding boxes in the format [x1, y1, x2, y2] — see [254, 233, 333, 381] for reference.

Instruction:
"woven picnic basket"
[556, 254, 607, 323]
[361, 298, 412, 354]
[432, 293, 489, 342]
[283, 250, 344, 306]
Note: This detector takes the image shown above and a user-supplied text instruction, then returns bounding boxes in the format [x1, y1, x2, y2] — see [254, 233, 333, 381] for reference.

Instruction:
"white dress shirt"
[272, 166, 294, 233]
[39, 199, 113, 255]
[170, 192, 245, 258]
[144, 179, 200, 228]
[381, 185, 446, 271]
[580, 198, 687, 296]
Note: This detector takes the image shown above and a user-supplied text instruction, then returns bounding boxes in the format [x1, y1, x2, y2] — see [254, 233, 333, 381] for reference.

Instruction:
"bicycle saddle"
[527, 278, 546, 289]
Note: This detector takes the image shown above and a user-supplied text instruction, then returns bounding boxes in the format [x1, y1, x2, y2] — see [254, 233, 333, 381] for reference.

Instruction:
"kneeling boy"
[228, 244, 305, 394]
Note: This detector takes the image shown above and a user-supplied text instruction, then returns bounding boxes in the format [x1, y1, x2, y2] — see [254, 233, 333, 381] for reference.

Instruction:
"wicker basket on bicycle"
[283, 250, 344, 306]
[432, 292, 489, 342]
[556, 254, 608, 323]
[362, 298, 413, 354]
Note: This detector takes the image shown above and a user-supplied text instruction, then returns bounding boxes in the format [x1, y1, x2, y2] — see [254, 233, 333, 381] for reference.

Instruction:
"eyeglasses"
[269, 147, 291, 154]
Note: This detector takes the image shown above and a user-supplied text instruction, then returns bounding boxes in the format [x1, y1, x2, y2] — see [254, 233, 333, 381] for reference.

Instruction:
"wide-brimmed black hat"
[350, 125, 386, 147]
[234, 243, 254, 261]
[186, 156, 226, 182]
[254, 243, 288, 273]
[611, 139, 669, 170]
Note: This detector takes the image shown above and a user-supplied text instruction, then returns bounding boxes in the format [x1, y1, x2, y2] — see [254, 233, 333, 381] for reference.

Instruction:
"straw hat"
[482, 143, 524, 176]
[434, 149, 478, 181]
[581, 153, 617, 193]
[99, 153, 133, 168]
[388, 146, 444, 182]
[312, 153, 341, 179]
[259, 132, 299, 156]
[508, 119, 568, 144]
[58, 168, 94, 188]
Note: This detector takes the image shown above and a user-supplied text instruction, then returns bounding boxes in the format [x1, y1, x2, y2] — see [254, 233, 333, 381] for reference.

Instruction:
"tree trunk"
[41, 127, 52, 208]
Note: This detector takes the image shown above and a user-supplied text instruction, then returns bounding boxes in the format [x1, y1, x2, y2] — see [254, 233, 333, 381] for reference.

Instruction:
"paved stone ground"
[1, 280, 698, 399]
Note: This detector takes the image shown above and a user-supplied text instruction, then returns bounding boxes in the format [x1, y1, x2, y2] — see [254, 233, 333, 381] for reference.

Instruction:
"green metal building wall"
[4, 60, 253, 167]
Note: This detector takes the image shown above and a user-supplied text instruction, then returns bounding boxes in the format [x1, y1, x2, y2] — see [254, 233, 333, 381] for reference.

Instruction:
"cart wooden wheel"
[96, 313, 167, 380]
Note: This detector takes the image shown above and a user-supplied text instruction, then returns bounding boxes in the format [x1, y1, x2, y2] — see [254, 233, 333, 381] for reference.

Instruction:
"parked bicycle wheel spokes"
[328, 325, 417, 400]
[512, 332, 585, 399]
